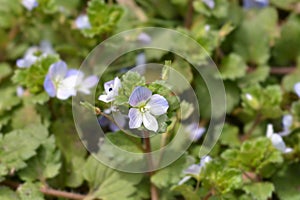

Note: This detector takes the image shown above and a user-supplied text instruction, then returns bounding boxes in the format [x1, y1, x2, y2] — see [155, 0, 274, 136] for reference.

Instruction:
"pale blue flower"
[65, 69, 98, 95]
[243, 0, 269, 9]
[178, 156, 212, 185]
[128, 87, 169, 132]
[137, 32, 152, 44]
[44, 61, 77, 100]
[16, 40, 55, 68]
[75, 15, 91, 30]
[16, 47, 39, 68]
[266, 124, 293, 154]
[22, 0, 38, 11]
[202, 0, 215, 9]
[294, 82, 300, 98]
[16, 86, 25, 97]
[98, 77, 122, 103]
[185, 123, 206, 142]
[136, 53, 146, 66]
[279, 114, 293, 136]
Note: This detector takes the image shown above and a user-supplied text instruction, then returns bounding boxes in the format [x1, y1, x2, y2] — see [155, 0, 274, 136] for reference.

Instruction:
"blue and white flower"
[65, 70, 98, 95]
[243, 0, 269, 9]
[22, 0, 38, 11]
[43, 61, 77, 100]
[128, 86, 169, 132]
[75, 14, 91, 30]
[16, 40, 55, 68]
[185, 123, 206, 142]
[202, 0, 215, 9]
[16, 86, 25, 97]
[279, 114, 293, 136]
[266, 124, 293, 154]
[294, 82, 300, 98]
[179, 156, 212, 185]
[98, 77, 122, 103]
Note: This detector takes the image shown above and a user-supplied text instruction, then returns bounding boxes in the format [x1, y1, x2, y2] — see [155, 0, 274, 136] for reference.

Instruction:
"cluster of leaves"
[0, 0, 300, 200]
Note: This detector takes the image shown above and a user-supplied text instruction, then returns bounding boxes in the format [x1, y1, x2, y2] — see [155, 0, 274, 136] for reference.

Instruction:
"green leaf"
[83, 156, 142, 200]
[116, 71, 145, 102]
[151, 155, 190, 189]
[0, 86, 21, 115]
[0, 124, 48, 172]
[18, 135, 61, 182]
[0, 0, 22, 29]
[282, 68, 300, 92]
[219, 124, 241, 147]
[172, 184, 200, 200]
[0, 186, 19, 200]
[0, 63, 12, 80]
[11, 104, 41, 129]
[243, 182, 274, 200]
[17, 182, 44, 200]
[82, 0, 124, 37]
[220, 53, 247, 80]
[272, 14, 300, 65]
[202, 161, 243, 194]
[224, 81, 240, 114]
[272, 164, 300, 200]
[233, 8, 278, 65]
[238, 65, 270, 87]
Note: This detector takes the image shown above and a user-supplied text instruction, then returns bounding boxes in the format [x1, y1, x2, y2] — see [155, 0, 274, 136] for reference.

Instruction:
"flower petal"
[129, 86, 152, 106]
[128, 108, 143, 129]
[43, 74, 56, 97]
[56, 76, 77, 100]
[178, 176, 191, 185]
[270, 134, 286, 152]
[147, 94, 169, 115]
[75, 15, 91, 30]
[294, 82, 300, 98]
[49, 61, 68, 80]
[266, 124, 274, 138]
[183, 164, 201, 175]
[78, 75, 98, 94]
[142, 112, 158, 132]
[98, 95, 110, 103]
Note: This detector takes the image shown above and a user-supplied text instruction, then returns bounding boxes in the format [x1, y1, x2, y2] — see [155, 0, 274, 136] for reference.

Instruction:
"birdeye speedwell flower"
[98, 77, 122, 103]
[22, 0, 38, 11]
[128, 86, 169, 132]
[266, 124, 292, 154]
[75, 14, 91, 30]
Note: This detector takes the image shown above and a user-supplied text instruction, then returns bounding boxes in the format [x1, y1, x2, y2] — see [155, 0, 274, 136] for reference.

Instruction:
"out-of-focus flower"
[266, 124, 293, 154]
[202, 0, 215, 9]
[43, 61, 77, 100]
[128, 87, 169, 132]
[137, 32, 152, 44]
[279, 114, 293, 136]
[243, 0, 269, 9]
[204, 25, 211, 32]
[16, 86, 25, 97]
[294, 82, 300, 98]
[22, 0, 38, 11]
[75, 15, 91, 30]
[178, 156, 212, 185]
[185, 123, 206, 142]
[98, 77, 122, 103]
[65, 70, 98, 95]
[136, 53, 146, 66]
[16, 40, 55, 68]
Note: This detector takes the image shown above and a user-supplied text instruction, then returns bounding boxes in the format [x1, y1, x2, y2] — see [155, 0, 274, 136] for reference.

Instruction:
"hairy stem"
[143, 131, 159, 200]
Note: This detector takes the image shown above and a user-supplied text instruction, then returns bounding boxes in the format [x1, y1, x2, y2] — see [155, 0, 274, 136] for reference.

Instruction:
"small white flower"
[204, 25, 211, 32]
[98, 77, 122, 103]
[65, 70, 98, 95]
[22, 0, 38, 11]
[266, 124, 293, 154]
[294, 82, 300, 98]
[128, 86, 169, 132]
[178, 156, 212, 185]
[75, 15, 91, 30]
